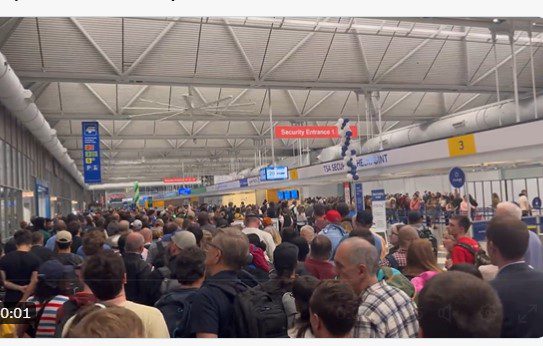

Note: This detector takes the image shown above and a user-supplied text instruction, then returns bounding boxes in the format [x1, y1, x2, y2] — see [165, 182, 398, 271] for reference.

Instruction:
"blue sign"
[82, 122, 102, 184]
[291, 190, 299, 199]
[267, 166, 288, 181]
[178, 187, 191, 196]
[532, 197, 541, 209]
[472, 221, 488, 242]
[240, 178, 248, 188]
[449, 167, 465, 188]
[259, 168, 267, 181]
[371, 189, 386, 201]
[355, 183, 364, 212]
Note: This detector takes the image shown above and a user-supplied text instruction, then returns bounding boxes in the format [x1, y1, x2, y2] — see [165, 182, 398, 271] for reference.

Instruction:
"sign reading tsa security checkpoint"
[82, 122, 101, 184]
[275, 125, 358, 139]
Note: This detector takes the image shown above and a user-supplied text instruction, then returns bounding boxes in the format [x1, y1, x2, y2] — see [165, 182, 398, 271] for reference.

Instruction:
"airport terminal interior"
[0, 16, 543, 338]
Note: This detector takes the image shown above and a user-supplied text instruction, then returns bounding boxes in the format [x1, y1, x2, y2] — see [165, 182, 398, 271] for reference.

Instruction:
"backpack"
[157, 266, 179, 295]
[384, 253, 401, 271]
[154, 289, 196, 337]
[210, 282, 289, 338]
[455, 242, 492, 268]
[379, 266, 415, 299]
[418, 227, 438, 256]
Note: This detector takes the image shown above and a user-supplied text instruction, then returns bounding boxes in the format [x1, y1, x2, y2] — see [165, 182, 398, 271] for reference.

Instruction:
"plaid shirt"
[382, 248, 407, 269]
[353, 281, 419, 338]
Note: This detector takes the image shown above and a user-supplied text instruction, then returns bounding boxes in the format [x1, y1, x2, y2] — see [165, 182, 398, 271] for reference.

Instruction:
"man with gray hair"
[122, 232, 152, 305]
[495, 202, 543, 271]
[334, 237, 418, 338]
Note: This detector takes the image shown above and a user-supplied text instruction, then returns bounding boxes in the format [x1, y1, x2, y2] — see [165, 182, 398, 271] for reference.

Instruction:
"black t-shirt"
[189, 270, 243, 337]
[55, 252, 84, 266]
[70, 236, 83, 254]
[30, 245, 55, 263]
[0, 250, 41, 303]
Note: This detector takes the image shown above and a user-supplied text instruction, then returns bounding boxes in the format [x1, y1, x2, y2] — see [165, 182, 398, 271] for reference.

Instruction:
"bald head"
[300, 225, 315, 243]
[119, 220, 130, 234]
[125, 232, 144, 253]
[495, 202, 522, 220]
[336, 237, 379, 276]
[140, 228, 152, 243]
[398, 225, 420, 248]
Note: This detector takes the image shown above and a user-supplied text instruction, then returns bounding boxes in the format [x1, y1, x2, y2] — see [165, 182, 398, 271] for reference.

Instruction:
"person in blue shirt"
[318, 210, 347, 259]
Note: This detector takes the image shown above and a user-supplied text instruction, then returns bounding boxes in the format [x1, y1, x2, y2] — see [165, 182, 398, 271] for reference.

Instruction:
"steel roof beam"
[19, 71, 534, 93]
[44, 112, 437, 122]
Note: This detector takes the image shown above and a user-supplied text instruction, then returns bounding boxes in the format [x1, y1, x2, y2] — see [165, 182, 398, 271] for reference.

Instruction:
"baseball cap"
[131, 219, 143, 230]
[325, 210, 342, 223]
[38, 260, 73, 288]
[171, 231, 197, 250]
[56, 230, 73, 243]
[273, 242, 299, 271]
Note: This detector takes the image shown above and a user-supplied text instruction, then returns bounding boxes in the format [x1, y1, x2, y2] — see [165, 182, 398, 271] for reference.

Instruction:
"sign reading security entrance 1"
[82, 122, 101, 184]
[449, 167, 465, 188]
[275, 125, 358, 139]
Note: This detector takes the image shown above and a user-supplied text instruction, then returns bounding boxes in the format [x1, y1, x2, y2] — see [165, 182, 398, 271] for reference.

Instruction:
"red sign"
[163, 177, 198, 184]
[275, 125, 358, 139]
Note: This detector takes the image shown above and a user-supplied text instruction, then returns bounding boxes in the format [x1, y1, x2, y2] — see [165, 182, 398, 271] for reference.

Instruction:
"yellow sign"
[448, 134, 476, 157]
[289, 169, 299, 180]
[152, 200, 165, 209]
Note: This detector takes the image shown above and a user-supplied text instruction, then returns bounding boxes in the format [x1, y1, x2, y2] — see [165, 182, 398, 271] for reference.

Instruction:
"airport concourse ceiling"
[1, 17, 542, 182]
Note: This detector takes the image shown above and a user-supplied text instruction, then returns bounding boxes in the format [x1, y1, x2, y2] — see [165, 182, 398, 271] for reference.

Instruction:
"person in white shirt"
[517, 190, 532, 216]
[242, 215, 276, 262]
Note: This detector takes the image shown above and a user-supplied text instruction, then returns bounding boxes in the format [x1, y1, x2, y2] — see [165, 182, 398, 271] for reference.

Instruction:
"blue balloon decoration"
[350, 149, 357, 155]
[346, 131, 352, 137]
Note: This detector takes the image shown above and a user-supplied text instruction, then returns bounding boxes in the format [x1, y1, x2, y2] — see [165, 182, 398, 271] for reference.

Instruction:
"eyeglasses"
[204, 242, 222, 252]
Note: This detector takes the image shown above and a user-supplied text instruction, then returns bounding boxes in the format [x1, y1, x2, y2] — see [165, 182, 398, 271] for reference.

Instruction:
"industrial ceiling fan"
[124, 87, 256, 121]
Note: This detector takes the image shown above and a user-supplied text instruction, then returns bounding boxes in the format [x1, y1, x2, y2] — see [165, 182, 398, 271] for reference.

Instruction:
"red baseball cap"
[325, 210, 342, 223]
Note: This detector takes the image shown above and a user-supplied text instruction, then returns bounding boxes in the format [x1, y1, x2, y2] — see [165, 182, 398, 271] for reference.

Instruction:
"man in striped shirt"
[25, 260, 71, 337]
[334, 237, 419, 338]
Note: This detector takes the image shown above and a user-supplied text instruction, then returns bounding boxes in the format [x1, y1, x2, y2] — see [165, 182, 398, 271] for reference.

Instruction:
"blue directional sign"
[82, 122, 102, 184]
[449, 167, 465, 188]
[355, 183, 364, 212]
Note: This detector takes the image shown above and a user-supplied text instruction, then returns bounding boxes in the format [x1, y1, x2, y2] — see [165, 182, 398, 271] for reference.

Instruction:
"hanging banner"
[343, 182, 351, 204]
[355, 183, 364, 212]
[275, 125, 358, 139]
[371, 189, 387, 232]
[82, 122, 102, 184]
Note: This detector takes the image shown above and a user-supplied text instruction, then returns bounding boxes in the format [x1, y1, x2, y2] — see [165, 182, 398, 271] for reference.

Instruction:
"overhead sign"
[449, 167, 466, 188]
[371, 189, 387, 232]
[448, 134, 477, 157]
[532, 197, 541, 209]
[275, 125, 358, 139]
[163, 177, 198, 184]
[178, 187, 192, 196]
[355, 183, 364, 212]
[265, 166, 288, 181]
[82, 121, 102, 184]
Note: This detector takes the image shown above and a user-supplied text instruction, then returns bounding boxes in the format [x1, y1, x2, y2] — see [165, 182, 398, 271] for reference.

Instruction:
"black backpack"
[418, 226, 438, 256]
[154, 289, 195, 337]
[455, 242, 492, 268]
[210, 282, 288, 338]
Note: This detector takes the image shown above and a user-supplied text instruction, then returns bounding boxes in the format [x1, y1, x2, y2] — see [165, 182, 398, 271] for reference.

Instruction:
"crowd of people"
[0, 195, 542, 338]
